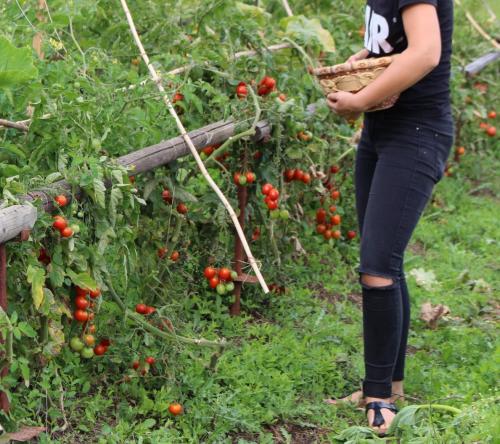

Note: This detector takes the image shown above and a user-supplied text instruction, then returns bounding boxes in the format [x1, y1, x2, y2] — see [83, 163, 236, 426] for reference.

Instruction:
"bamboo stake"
[0, 118, 30, 132]
[281, 0, 294, 16]
[455, 0, 500, 49]
[119, 0, 269, 294]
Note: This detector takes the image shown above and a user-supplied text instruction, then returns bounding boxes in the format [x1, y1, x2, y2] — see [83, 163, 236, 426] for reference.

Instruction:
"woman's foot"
[324, 381, 404, 406]
[365, 397, 397, 435]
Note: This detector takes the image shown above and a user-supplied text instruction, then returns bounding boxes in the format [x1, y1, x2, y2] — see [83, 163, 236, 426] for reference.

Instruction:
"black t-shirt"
[364, 0, 453, 118]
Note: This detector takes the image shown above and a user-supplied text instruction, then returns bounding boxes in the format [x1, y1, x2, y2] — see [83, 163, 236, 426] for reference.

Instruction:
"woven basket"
[312, 56, 399, 112]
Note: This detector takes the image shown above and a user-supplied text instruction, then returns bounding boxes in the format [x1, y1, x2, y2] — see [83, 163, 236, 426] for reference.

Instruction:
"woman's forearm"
[355, 49, 439, 111]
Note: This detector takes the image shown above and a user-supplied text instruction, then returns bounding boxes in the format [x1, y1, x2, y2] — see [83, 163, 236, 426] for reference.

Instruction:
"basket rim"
[311, 56, 394, 77]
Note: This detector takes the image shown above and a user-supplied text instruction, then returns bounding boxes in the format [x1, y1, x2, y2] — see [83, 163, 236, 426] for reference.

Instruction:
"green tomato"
[225, 282, 235, 292]
[91, 138, 101, 150]
[70, 224, 80, 234]
[200, 152, 207, 160]
[81, 347, 94, 359]
[279, 210, 290, 220]
[238, 175, 247, 186]
[70, 337, 84, 352]
[270, 210, 281, 220]
[216, 283, 227, 295]
[230, 271, 238, 281]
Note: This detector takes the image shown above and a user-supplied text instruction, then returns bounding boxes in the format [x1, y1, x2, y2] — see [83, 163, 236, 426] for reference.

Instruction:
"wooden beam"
[465, 51, 500, 77]
[0, 206, 37, 244]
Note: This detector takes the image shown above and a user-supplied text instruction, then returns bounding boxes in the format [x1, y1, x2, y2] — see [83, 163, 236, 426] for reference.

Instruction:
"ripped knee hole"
[361, 273, 394, 288]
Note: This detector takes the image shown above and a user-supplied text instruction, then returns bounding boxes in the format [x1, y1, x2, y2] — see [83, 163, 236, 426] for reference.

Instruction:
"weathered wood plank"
[0, 206, 37, 244]
[465, 51, 500, 77]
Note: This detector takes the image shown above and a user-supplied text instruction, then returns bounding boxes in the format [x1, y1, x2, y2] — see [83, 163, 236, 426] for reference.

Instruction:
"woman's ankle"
[391, 380, 404, 402]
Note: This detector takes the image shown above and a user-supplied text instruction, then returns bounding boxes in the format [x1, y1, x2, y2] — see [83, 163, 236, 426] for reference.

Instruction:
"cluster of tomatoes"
[162, 188, 188, 215]
[261, 183, 280, 211]
[479, 110, 497, 137]
[315, 206, 356, 241]
[70, 286, 110, 358]
[283, 168, 311, 184]
[157, 247, 180, 262]
[131, 356, 156, 376]
[52, 215, 74, 239]
[203, 266, 237, 295]
[235, 75, 278, 98]
[135, 303, 156, 315]
[233, 171, 256, 187]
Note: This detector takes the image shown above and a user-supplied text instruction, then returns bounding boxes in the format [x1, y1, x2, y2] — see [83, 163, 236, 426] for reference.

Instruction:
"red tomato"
[94, 344, 106, 356]
[261, 183, 273, 195]
[74, 309, 89, 323]
[293, 169, 304, 182]
[157, 247, 167, 259]
[204, 267, 217, 279]
[330, 165, 340, 174]
[233, 172, 241, 185]
[278, 93, 286, 102]
[136, 304, 148, 315]
[52, 217, 67, 231]
[145, 306, 156, 315]
[202, 145, 215, 156]
[268, 189, 279, 201]
[331, 190, 340, 200]
[332, 230, 341, 239]
[347, 230, 357, 240]
[245, 172, 256, 183]
[88, 324, 96, 334]
[89, 288, 101, 299]
[455, 146, 465, 156]
[145, 356, 155, 365]
[219, 268, 232, 281]
[75, 286, 89, 298]
[61, 227, 74, 238]
[301, 173, 311, 184]
[316, 209, 327, 224]
[236, 83, 248, 98]
[257, 85, 270, 96]
[323, 230, 333, 240]
[168, 403, 183, 416]
[209, 276, 220, 289]
[252, 228, 260, 241]
[170, 251, 180, 261]
[331, 215, 341, 225]
[55, 195, 68, 207]
[162, 189, 172, 204]
[284, 169, 296, 182]
[488, 111, 497, 119]
[329, 206, 337, 213]
[267, 200, 278, 211]
[486, 126, 496, 137]
[316, 224, 327, 234]
[75, 296, 89, 310]
[172, 92, 184, 103]
[260, 76, 276, 90]
[479, 122, 489, 129]
[176, 203, 188, 214]
[132, 361, 140, 370]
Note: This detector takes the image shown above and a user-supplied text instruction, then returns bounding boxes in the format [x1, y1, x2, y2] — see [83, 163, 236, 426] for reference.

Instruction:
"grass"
[19, 146, 498, 444]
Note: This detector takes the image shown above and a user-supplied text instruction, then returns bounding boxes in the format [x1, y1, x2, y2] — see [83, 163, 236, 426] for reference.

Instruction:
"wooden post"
[0, 243, 9, 412]
[230, 185, 248, 316]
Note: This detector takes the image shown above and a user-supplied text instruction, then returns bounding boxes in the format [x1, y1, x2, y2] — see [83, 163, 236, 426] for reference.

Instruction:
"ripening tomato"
[158, 247, 167, 259]
[172, 92, 184, 103]
[132, 361, 140, 370]
[260, 76, 276, 90]
[316, 209, 327, 224]
[61, 227, 74, 238]
[267, 200, 278, 211]
[324, 230, 333, 240]
[332, 230, 341, 239]
[316, 224, 327, 234]
[278, 93, 286, 102]
[236, 82, 248, 98]
[284, 169, 295, 182]
[176, 203, 188, 214]
[347, 230, 357, 240]
[245, 172, 256, 183]
[52, 216, 67, 231]
[479, 122, 489, 129]
[261, 183, 273, 195]
[74, 309, 89, 323]
[331, 190, 340, 200]
[233, 172, 241, 185]
[329, 206, 337, 214]
[170, 251, 180, 261]
[145, 356, 155, 365]
[486, 126, 496, 137]
[456, 146, 465, 156]
[331, 215, 341, 225]
[84, 335, 95, 347]
[75, 296, 89, 310]
[94, 344, 106, 356]
[88, 312, 95, 321]
[219, 268, 232, 281]
[136, 304, 148, 315]
[301, 173, 311, 184]
[209, 276, 220, 289]
[168, 403, 183, 416]
[89, 288, 101, 299]
[293, 169, 304, 182]
[488, 111, 497, 119]
[162, 189, 173, 204]
[88, 324, 96, 334]
[268, 189, 280, 201]
[204, 267, 217, 279]
[55, 195, 68, 207]
[297, 131, 312, 142]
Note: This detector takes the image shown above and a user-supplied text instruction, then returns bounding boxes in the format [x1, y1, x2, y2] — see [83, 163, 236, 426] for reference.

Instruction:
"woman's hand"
[327, 91, 365, 118]
[346, 48, 369, 64]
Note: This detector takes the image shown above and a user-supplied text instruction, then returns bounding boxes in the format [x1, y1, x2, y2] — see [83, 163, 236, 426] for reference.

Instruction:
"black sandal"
[365, 401, 398, 433]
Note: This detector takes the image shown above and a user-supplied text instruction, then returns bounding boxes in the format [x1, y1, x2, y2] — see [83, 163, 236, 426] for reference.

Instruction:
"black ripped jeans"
[356, 111, 453, 398]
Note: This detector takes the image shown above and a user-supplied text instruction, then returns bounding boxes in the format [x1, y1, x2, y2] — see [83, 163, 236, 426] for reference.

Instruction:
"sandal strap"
[365, 401, 398, 427]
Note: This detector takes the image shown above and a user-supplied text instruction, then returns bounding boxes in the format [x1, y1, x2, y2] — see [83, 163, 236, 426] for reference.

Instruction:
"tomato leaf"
[27, 265, 46, 310]
[281, 16, 336, 52]
[0, 36, 38, 90]
[66, 269, 97, 291]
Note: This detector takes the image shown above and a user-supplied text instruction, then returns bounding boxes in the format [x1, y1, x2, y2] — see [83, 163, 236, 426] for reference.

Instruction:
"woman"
[326, 0, 454, 435]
